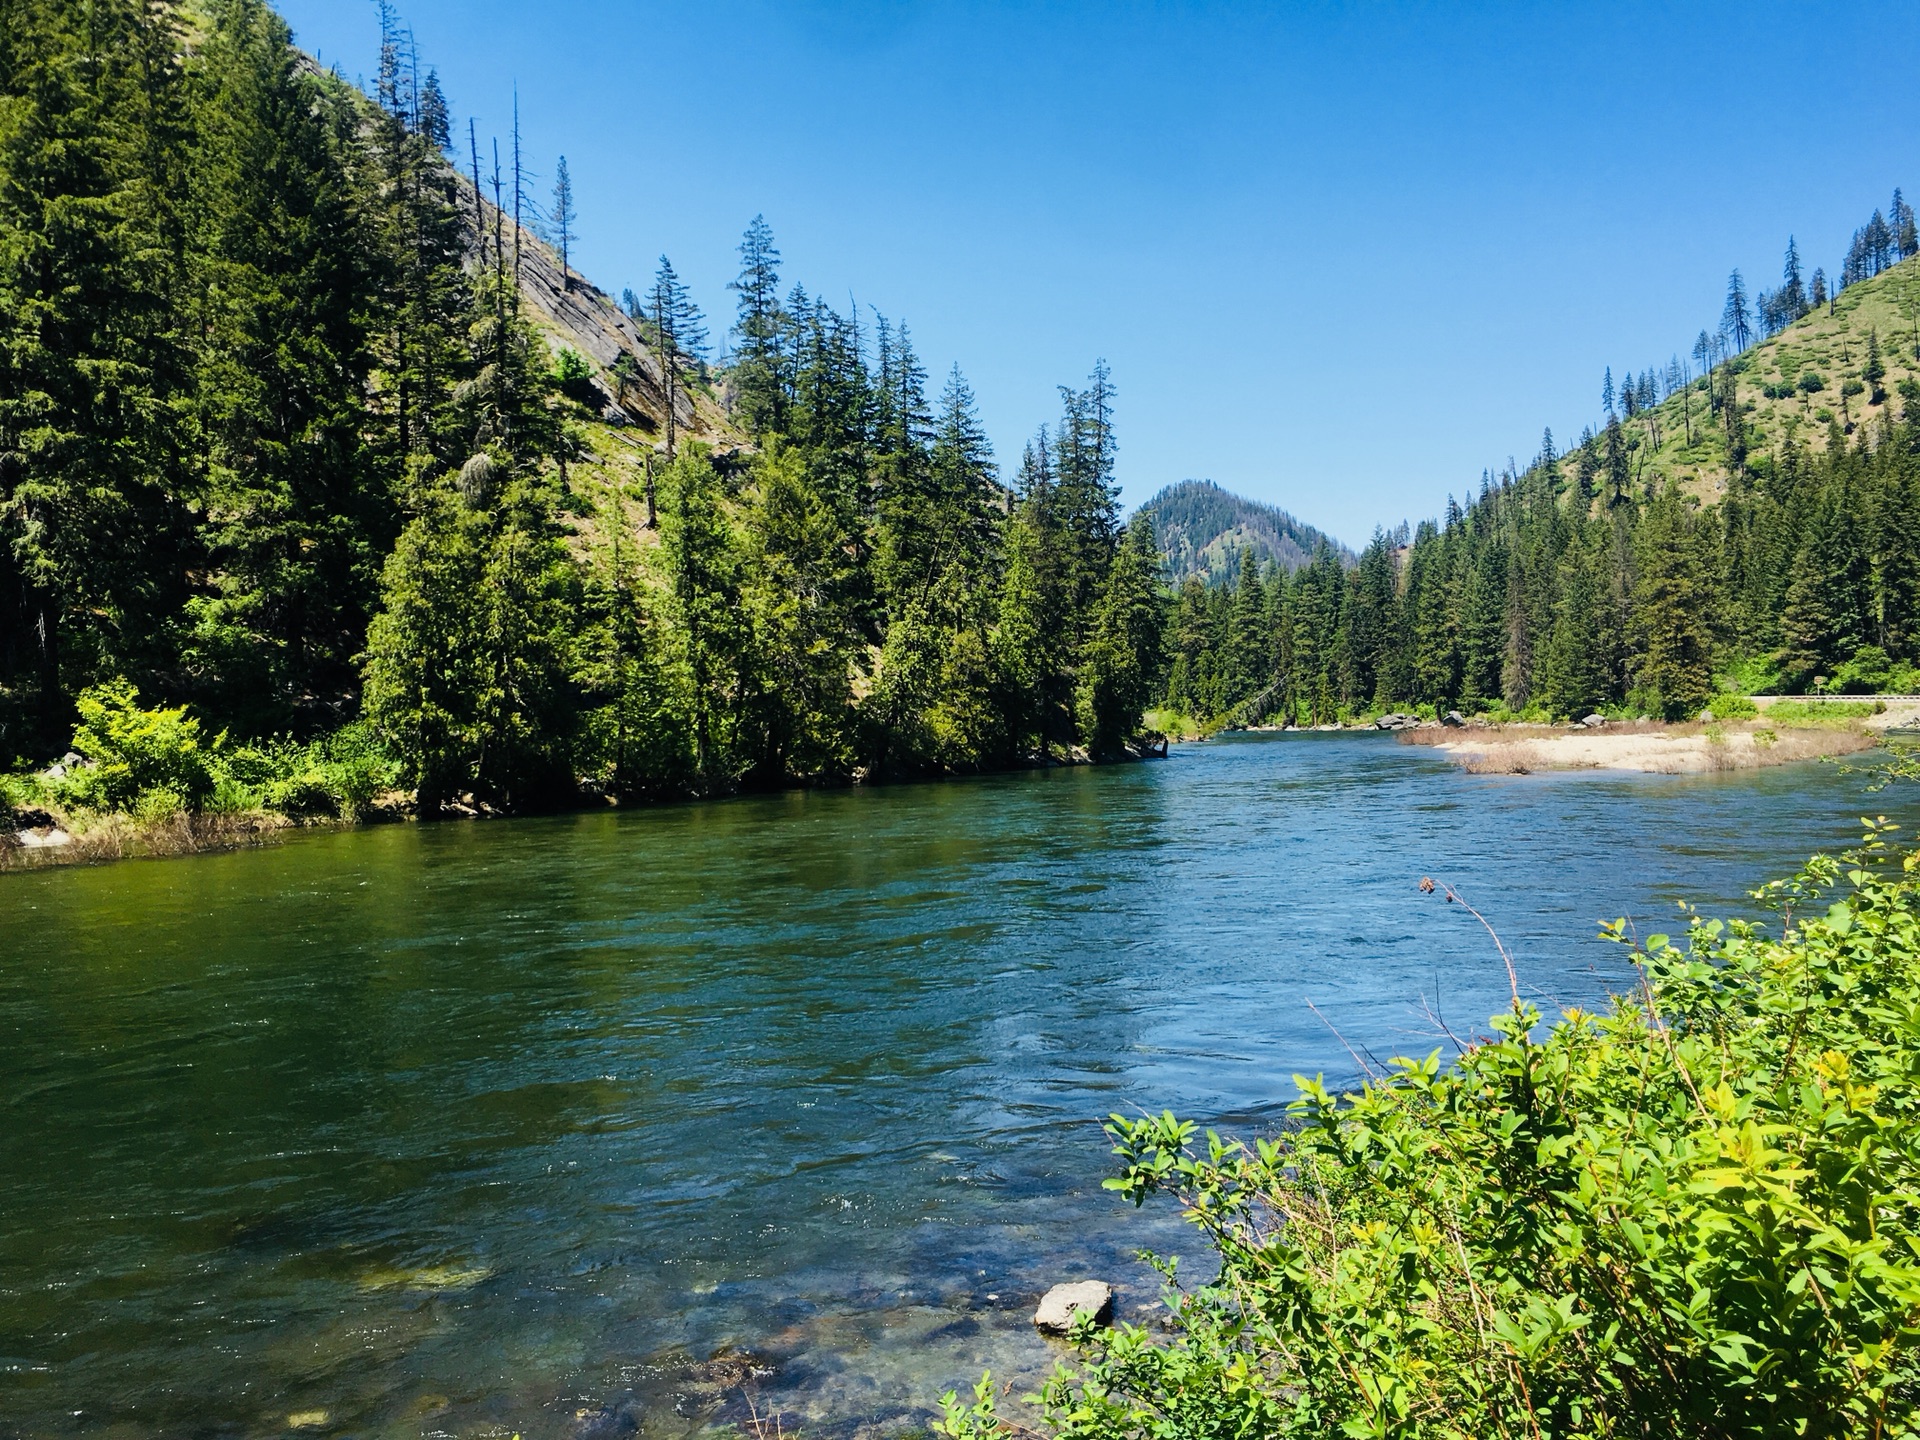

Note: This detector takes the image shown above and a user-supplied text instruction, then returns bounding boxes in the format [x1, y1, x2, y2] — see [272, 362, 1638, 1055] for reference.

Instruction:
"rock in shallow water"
[1033, 1280, 1113, 1334]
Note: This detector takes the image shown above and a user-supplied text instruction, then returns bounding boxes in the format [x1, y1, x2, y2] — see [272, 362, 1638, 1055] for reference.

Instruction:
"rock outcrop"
[1034, 1280, 1114, 1334]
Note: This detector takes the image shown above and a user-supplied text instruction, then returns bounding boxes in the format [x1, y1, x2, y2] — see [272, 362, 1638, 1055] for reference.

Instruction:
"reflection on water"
[0, 735, 1903, 1437]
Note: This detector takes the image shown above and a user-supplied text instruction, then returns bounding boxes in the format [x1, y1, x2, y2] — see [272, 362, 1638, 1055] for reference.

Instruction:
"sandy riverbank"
[1403, 720, 1883, 775]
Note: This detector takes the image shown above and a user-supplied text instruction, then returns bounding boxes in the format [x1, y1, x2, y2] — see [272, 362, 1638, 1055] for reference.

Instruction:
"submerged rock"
[1034, 1280, 1113, 1334]
[572, 1402, 640, 1440]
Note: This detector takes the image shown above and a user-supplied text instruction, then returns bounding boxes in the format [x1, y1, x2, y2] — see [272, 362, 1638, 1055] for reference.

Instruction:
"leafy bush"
[212, 724, 399, 820]
[1799, 371, 1826, 394]
[44, 680, 397, 824]
[1704, 691, 1757, 719]
[1830, 644, 1895, 694]
[553, 347, 599, 408]
[944, 830, 1920, 1440]
[57, 679, 215, 814]
[1766, 699, 1884, 725]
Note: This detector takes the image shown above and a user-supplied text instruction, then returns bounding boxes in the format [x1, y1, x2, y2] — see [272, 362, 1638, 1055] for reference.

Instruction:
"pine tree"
[0, 0, 194, 740]
[1603, 415, 1631, 507]
[1632, 487, 1715, 719]
[1077, 514, 1165, 756]
[1539, 539, 1605, 718]
[1896, 189, 1920, 261]
[1777, 480, 1874, 686]
[181, 0, 391, 729]
[550, 155, 575, 292]
[1723, 269, 1752, 353]
[728, 215, 785, 435]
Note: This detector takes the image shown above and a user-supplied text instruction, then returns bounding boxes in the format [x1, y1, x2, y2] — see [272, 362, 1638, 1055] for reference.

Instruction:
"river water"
[0, 734, 1905, 1439]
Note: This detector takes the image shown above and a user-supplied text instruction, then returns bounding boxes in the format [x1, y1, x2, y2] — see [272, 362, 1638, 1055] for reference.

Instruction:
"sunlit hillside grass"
[1622, 253, 1920, 499]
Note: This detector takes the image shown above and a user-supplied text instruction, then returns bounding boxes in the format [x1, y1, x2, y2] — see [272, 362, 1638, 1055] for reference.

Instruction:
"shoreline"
[1403, 719, 1884, 775]
[1, 742, 1167, 876]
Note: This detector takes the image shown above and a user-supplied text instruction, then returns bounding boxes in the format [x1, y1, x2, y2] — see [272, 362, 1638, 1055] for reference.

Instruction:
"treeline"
[1168, 396, 1920, 725]
[0, 0, 1165, 817]
[1598, 191, 1918, 444]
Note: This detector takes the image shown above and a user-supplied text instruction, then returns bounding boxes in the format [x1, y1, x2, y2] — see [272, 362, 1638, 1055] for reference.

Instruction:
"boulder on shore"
[1374, 713, 1421, 731]
[1441, 710, 1467, 728]
[1579, 713, 1607, 729]
[1034, 1280, 1113, 1334]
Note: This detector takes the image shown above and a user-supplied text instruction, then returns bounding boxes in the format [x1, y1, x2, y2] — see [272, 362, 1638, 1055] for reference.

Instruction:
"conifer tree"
[728, 215, 785, 435]
[550, 155, 575, 292]
[0, 0, 193, 740]
[182, 0, 389, 728]
[1723, 269, 1752, 353]
[1539, 540, 1604, 718]
[1782, 235, 1806, 320]
[1077, 514, 1165, 756]
[1632, 487, 1715, 719]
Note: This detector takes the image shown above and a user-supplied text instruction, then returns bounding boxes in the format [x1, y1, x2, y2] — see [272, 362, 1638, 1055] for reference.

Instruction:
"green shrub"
[57, 679, 215, 814]
[944, 829, 1920, 1440]
[553, 347, 599, 408]
[1705, 691, 1757, 719]
[1766, 698, 1883, 725]
[1831, 643, 1895, 694]
[211, 724, 398, 820]
[1799, 370, 1826, 393]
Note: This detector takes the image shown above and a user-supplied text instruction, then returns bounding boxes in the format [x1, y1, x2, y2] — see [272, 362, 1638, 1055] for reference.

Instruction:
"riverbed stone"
[1580, 713, 1607, 728]
[1034, 1280, 1113, 1334]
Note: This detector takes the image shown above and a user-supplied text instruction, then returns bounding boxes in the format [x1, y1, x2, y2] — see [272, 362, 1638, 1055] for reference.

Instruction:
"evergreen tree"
[1539, 539, 1605, 718]
[1077, 514, 1164, 756]
[1782, 235, 1806, 320]
[0, 0, 193, 740]
[1723, 269, 1752, 353]
[728, 215, 785, 434]
[181, 0, 390, 729]
[550, 154, 575, 292]
[1632, 487, 1715, 719]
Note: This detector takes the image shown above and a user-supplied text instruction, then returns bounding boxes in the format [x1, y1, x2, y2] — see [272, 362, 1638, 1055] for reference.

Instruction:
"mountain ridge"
[1137, 479, 1350, 586]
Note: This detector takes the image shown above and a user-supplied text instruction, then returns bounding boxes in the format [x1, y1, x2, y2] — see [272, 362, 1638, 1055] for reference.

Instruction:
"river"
[0, 733, 1905, 1438]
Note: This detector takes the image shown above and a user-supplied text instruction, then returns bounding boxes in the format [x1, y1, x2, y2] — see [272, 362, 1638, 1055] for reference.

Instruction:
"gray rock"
[1441, 710, 1467, 728]
[1034, 1280, 1113, 1334]
[1579, 713, 1607, 728]
[1698, 708, 1716, 723]
[1374, 713, 1421, 731]
[17, 826, 72, 849]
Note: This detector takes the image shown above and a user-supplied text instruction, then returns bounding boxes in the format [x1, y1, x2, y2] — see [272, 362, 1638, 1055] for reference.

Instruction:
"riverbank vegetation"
[1161, 235, 1920, 732]
[942, 823, 1920, 1439]
[1, 0, 1167, 841]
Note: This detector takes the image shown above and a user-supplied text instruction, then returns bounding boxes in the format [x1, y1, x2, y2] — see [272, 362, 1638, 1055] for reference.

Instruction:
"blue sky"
[275, 1, 1920, 544]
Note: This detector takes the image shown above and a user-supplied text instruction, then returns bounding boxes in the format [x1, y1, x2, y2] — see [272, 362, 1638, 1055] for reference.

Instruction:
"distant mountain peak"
[1137, 479, 1349, 585]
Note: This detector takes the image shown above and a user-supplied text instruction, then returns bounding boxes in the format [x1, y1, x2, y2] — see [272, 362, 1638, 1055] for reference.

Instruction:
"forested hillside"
[1164, 225, 1920, 728]
[1139, 479, 1349, 585]
[0, 0, 1167, 823]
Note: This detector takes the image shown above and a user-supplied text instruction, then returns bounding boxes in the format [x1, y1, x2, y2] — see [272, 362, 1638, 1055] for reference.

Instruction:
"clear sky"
[273, 0, 1920, 545]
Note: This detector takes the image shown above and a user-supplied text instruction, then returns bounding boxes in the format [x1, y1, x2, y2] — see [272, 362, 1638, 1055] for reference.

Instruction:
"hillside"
[1600, 252, 1920, 497]
[1139, 479, 1349, 585]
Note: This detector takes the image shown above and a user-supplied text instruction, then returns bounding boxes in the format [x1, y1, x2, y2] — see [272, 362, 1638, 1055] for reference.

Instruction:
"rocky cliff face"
[449, 170, 730, 445]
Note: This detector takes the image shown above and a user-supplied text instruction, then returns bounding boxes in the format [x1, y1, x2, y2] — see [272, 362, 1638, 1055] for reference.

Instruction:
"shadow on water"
[0, 735, 1909, 1437]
